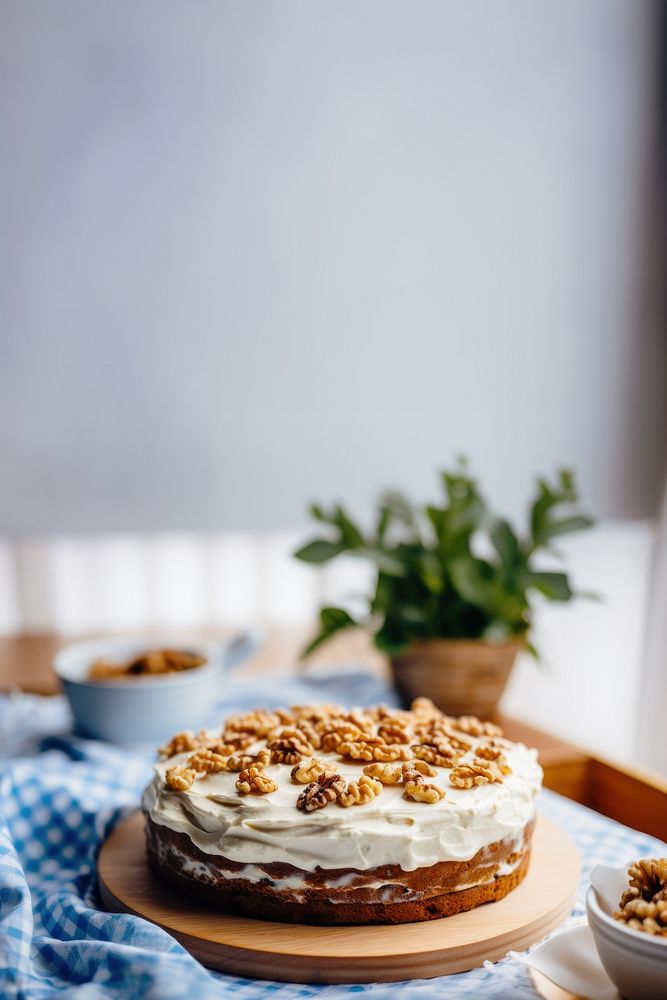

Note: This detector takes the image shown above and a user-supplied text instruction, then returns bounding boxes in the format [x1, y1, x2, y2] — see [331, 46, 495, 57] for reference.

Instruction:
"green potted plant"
[294, 463, 594, 718]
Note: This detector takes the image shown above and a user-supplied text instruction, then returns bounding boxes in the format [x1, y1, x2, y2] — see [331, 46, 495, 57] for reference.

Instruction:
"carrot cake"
[142, 698, 542, 924]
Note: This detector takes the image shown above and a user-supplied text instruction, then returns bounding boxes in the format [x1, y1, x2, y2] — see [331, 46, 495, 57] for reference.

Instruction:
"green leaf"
[559, 468, 575, 494]
[378, 491, 418, 528]
[529, 484, 553, 544]
[523, 637, 539, 658]
[528, 469, 593, 551]
[333, 505, 365, 548]
[302, 606, 358, 656]
[542, 515, 594, 538]
[370, 572, 394, 613]
[427, 469, 487, 563]
[376, 504, 392, 543]
[491, 519, 520, 566]
[525, 571, 573, 601]
[426, 505, 446, 541]
[396, 604, 428, 626]
[482, 620, 515, 642]
[356, 547, 407, 576]
[300, 631, 333, 657]
[293, 539, 347, 563]
[449, 557, 492, 607]
[308, 503, 327, 522]
[418, 551, 443, 592]
[320, 606, 357, 630]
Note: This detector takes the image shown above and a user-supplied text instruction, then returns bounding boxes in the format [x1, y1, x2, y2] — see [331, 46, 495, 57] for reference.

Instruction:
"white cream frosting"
[143, 736, 542, 873]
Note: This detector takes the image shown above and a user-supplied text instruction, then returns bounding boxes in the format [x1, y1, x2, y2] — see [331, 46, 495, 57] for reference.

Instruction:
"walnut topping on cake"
[300, 723, 323, 750]
[474, 745, 512, 771]
[292, 703, 343, 725]
[402, 759, 437, 780]
[362, 762, 402, 784]
[377, 719, 411, 744]
[219, 733, 255, 751]
[449, 757, 507, 788]
[187, 749, 229, 773]
[338, 739, 409, 763]
[225, 749, 271, 772]
[165, 765, 197, 791]
[411, 741, 462, 768]
[235, 766, 278, 796]
[321, 725, 367, 752]
[338, 774, 382, 807]
[404, 778, 445, 803]
[267, 727, 314, 764]
[158, 698, 516, 808]
[205, 742, 239, 757]
[296, 772, 346, 811]
[290, 757, 336, 784]
[159, 730, 207, 759]
[451, 716, 504, 738]
[410, 696, 442, 718]
[224, 710, 282, 737]
[401, 760, 445, 803]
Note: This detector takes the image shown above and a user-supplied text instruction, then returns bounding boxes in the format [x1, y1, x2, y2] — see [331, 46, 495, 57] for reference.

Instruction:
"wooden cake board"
[98, 812, 579, 984]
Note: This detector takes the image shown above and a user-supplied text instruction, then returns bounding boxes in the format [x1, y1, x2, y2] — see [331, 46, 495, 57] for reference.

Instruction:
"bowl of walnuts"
[587, 858, 667, 1000]
[53, 632, 259, 745]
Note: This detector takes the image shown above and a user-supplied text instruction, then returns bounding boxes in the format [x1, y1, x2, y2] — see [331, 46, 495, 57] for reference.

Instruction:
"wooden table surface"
[2, 627, 666, 840]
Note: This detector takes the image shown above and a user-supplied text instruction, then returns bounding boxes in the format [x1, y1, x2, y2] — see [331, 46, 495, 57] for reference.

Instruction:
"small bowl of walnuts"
[587, 858, 667, 1000]
[53, 633, 258, 745]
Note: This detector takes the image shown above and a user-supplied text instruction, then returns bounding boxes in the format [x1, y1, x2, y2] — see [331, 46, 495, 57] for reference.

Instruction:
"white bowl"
[53, 633, 259, 745]
[586, 884, 667, 1000]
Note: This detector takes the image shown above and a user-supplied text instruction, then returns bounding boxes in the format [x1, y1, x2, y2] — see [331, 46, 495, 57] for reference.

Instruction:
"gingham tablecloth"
[1, 672, 665, 1000]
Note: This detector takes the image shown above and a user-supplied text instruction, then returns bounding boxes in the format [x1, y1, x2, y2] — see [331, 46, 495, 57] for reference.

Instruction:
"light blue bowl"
[53, 633, 259, 745]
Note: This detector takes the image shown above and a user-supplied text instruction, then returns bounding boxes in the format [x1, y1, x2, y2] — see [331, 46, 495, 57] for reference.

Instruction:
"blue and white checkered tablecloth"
[1, 671, 665, 1000]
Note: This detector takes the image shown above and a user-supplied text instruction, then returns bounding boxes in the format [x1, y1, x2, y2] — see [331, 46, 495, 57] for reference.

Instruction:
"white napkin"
[517, 922, 620, 1000]
[589, 863, 632, 917]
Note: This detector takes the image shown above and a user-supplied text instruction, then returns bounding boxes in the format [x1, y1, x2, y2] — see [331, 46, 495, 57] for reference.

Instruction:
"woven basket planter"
[390, 639, 521, 719]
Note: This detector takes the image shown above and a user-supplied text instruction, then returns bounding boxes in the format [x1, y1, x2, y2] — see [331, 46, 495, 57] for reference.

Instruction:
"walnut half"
[449, 757, 505, 788]
[411, 741, 462, 768]
[401, 760, 445, 803]
[159, 730, 207, 759]
[404, 778, 445, 804]
[165, 765, 197, 791]
[338, 739, 408, 763]
[362, 762, 402, 785]
[338, 774, 382, 807]
[451, 715, 503, 738]
[235, 766, 278, 796]
[187, 749, 229, 774]
[267, 727, 314, 764]
[296, 772, 345, 811]
[290, 757, 336, 784]
[402, 759, 437, 780]
[225, 748, 271, 772]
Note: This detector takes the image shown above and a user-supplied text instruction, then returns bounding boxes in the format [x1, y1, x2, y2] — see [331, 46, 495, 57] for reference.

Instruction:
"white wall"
[1, 3, 665, 770]
[1, 0, 665, 534]
[636, 487, 667, 775]
[501, 523, 656, 764]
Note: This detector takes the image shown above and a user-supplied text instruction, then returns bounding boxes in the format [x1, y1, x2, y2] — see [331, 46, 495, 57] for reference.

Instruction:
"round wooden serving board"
[98, 812, 579, 984]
